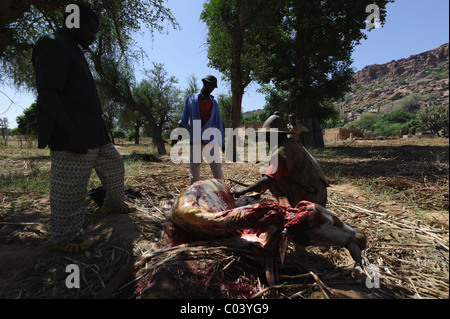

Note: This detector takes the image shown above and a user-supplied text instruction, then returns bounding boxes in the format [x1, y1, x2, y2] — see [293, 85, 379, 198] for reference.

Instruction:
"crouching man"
[233, 113, 329, 207]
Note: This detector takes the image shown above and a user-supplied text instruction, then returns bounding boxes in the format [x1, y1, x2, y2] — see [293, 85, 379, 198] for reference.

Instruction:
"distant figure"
[174, 75, 225, 185]
[288, 113, 308, 143]
[32, 4, 135, 253]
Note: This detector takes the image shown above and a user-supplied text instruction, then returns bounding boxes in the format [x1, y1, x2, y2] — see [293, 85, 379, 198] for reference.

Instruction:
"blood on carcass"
[168, 179, 322, 245]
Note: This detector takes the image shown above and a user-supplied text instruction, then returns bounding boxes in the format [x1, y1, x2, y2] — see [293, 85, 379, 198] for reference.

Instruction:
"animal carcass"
[168, 179, 366, 285]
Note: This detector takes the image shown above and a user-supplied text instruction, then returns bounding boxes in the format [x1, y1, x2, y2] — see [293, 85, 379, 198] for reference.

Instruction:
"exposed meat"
[168, 179, 366, 285]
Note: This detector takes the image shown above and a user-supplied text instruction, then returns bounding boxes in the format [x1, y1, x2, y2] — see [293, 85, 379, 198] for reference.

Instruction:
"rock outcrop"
[338, 43, 449, 124]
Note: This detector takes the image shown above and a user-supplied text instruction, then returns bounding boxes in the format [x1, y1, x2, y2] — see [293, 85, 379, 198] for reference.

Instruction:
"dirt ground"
[0, 137, 448, 299]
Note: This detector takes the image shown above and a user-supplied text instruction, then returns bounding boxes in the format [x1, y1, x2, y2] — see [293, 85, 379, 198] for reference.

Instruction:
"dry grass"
[0, 136, 448, 299]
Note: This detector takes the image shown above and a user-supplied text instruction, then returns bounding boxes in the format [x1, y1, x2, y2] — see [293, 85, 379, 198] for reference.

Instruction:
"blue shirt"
[178, 92, 225, 146]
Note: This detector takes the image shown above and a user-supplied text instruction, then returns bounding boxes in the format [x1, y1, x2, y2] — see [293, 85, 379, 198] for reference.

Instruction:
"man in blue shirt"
[175, 75, 224, 184]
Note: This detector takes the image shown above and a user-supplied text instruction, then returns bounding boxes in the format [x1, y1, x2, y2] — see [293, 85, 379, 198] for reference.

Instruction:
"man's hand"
[232, 189, 248, 198]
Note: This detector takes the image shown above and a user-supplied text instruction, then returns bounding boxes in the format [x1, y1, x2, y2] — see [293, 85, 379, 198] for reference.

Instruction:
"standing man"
[174, 75, 224, 185]
[32, 4, 134, 253]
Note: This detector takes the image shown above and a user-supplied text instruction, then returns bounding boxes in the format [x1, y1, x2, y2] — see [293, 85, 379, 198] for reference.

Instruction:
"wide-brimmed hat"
[257, 113, 297, 135]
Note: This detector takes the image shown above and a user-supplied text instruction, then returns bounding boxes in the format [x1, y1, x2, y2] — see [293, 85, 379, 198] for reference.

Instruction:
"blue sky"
[1, 0, 449, 129]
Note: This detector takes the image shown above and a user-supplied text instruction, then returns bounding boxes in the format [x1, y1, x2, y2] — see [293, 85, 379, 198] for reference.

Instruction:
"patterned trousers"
[49, 143, 124, 244]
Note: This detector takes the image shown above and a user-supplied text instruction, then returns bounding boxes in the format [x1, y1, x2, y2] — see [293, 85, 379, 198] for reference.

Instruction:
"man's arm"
[171, 95, 191, 147]
[38, 88, 88, 154]
[232, 175, 274, 198]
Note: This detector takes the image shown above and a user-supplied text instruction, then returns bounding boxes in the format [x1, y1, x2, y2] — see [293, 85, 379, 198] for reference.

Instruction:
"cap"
[202, 75, 218, 88]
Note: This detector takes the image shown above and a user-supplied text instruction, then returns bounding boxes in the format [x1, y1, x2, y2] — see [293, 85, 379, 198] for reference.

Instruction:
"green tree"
[417, 104, 449, 137]
[97, 86, 121, 144]
[16, 102, 37, 135]
[200, 0, 269, 129]
[0, 117, 9, 140]
[256, 0, 392, 146]
[216, 93, 232, 129]
[1, 1, 177, 89]
[119, 108, 144, 145]
[184, 74, 200, 96]
[1, 1, 178, 154]
[134, 63, 183, 145]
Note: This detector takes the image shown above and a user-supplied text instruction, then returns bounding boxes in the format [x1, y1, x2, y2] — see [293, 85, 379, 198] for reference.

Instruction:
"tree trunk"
[131, 103, 166, 155]
[228, 5, 244, 161]
[142, 116, 166, 155]
[133, 125, 140, 145]
[296, 99, 324, 148]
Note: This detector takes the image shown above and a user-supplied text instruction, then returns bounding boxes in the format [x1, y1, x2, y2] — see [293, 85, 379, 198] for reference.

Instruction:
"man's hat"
[202, 75, 218, 88]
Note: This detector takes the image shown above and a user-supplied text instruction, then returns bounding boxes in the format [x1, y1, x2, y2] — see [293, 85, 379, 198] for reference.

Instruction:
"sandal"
[53, 237, 94, 253]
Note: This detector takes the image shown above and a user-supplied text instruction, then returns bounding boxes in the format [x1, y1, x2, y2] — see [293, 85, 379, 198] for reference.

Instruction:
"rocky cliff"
[338, 43, 449, 123]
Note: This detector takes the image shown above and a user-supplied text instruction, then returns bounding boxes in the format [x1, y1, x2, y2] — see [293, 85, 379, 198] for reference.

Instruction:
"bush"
[349, 109, 420, 137]
[417, 104, 449, 137]
[373, 121, 406, 136]
[348, 113, 382, 131]
[112, 129, 126, 138]
[397, 94, 421, 112]
[384, 110, 415, 123]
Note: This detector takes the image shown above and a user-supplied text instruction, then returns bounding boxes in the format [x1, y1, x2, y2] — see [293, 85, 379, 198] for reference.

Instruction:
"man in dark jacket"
[32, 4, 134, 253]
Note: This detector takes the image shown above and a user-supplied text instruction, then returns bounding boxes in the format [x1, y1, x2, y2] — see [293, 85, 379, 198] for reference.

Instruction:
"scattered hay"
[327, 194, 449, 299]
[1, 138, 448, 299]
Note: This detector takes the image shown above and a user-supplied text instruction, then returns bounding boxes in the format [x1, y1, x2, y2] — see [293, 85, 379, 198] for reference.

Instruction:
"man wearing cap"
[175, 75, 225, 185]
[233, 113, 329, 207]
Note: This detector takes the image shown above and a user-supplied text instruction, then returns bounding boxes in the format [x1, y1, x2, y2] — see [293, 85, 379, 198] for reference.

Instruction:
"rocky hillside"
[337, 43, 449, 124]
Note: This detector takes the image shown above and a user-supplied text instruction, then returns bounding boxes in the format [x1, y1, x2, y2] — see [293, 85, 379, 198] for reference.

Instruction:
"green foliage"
[373, 121, 405, 136]
[9, 128, 19, 136]
[217, 93, 232, 129]
[396, 93, 422, 112]
[2, 0, 178, 155]
[348, 113, 382, 131]
[112, 129, 126, 138]
[200, 0, 270, 127]
[384, 110, 416, 123]
[426, 64, 449, 80]
[316, 100, 341, 129]
[417, 104, 449, 137]
[241, 112, 262, 124]
[16, 102, 37, 135]
[253, 0, 392, 120]
[1, 1, 178, 91]
[349, 108, 422, 136]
